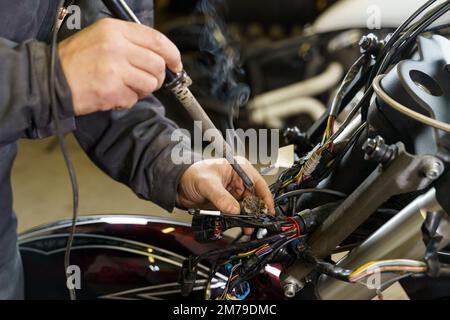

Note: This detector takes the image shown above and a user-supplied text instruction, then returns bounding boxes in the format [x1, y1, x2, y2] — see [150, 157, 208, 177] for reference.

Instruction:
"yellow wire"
[279, 116, 334, 190]
[350, 260, 383, 277]
[350, 259, 426, 278]
[238, 244, 269, 257]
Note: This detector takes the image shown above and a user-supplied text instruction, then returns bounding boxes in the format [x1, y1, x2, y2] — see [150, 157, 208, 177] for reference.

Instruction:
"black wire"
[375, 1, 449, 79]
[226, 215, 286, 228]
[311, 123, 367, 186]
[426, 22, 450, 33]
[230, 235, 304, 290]
[274, 188, 347, 205]
[395, 3, 450, 55]
[50, 0, 79, 300]
[368, 0, 438, 82]
[312, 1, 449, 147]
[192, 231, 295, 266]
[328, 55, 367, 118]
[204, 258, 220, 300]
[329, 89, 372, 142]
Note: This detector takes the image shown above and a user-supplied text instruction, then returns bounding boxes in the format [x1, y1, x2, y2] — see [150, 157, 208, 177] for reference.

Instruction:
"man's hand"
[58, 18, 182, 116]
[177, 158, 275, 215]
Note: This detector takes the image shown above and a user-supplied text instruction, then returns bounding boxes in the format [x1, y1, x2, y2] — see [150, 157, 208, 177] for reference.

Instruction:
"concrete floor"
[11, 134, 407, 299]
[12, 135, 189, 233]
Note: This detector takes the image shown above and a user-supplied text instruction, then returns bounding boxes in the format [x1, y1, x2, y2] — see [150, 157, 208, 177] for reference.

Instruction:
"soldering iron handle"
[165, 69, 178, 84]
[101, 0, 141, 23]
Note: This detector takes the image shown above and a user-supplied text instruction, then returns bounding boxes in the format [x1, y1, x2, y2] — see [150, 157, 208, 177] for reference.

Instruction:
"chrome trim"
[18, 214, 191, 241]
[100, 280, 226, 300]
[19, 233, 228, 281]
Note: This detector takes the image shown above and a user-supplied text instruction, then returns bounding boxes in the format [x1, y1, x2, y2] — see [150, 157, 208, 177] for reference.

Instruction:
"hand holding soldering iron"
[58, 18, 183, 115]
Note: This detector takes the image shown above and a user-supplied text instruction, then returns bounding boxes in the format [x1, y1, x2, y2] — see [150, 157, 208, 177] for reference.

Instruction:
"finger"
[240, 163, 275, 215]
[227, 185, 244, 201]
[116, 85, 139, 109]
[127, 44, 166, 88]
[228, 170, 246, 200]
[122, 23, 183, 73]
[199, 180, 240, 214]
[253, 175, 275, 214]
[123, 66, 159, 98]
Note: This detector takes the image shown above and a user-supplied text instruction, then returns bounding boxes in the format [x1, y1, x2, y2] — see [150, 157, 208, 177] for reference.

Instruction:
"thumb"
[201, 181, 240, 214]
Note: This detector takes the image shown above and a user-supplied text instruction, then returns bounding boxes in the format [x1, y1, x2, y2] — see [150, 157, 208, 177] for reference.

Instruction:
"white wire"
[373, 75, 450, 133]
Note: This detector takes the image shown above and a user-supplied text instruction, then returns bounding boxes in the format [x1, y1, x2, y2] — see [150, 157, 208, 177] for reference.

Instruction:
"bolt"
[362, 136, 379, 156]
[359, 36, 371, 52]
[283, 278, 305, 298]
[363, 136, 397, 164]
[284, 126, 307, 144]
[283, 283, 298, 298]
[359, 33, 381, 56]
[423, 160, 444, 180]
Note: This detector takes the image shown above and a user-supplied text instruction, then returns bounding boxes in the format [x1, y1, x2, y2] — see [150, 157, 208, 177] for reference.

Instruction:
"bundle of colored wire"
[349, 259, 427, 283]
[226, 282, 250, 300]
[238, 244, 269, 258]
[220, 262, 241, 300]
[255, 245, 272, 258]
[322, 116, 335, 145]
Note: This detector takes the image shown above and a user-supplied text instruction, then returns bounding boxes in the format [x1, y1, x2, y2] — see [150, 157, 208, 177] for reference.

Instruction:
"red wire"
[287, 217, 301, 238]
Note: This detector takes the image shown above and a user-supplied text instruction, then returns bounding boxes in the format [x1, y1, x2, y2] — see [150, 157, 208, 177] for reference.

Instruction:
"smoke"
[196, 0, 250, 120]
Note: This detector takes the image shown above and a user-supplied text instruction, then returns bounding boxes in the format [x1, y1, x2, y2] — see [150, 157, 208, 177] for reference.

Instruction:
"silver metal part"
[283, 277, 305, 298]
[280, 142, 442, 296]
[334, 114, 362, 144]
[422, 159, 445, 180]
[363, 136, 397, 164]
[316, 188, 450, 300]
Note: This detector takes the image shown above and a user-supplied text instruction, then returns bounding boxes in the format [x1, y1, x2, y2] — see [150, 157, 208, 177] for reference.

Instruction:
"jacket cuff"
[32, 42, 76, 138]
[149, 147, 202, 212]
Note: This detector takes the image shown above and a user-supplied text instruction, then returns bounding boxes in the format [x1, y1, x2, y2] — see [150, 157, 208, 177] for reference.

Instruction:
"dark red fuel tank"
[19, 215, 283, 300]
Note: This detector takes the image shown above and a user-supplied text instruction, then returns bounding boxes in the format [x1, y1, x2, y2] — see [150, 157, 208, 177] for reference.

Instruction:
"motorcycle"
[20, 0, 450, 300]
[19, 215, 282, 300]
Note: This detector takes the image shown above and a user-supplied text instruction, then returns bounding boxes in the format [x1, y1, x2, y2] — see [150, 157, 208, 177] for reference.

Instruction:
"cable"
[374, 1, 450, 80]
[320, 2, 449, 146]
[230, 235, 304, 290]
[274, 188, 347, 204]
[349, 259, 427, 283]
[191, 231, 294, 266]
[394, 2, 450, 58]
[373, 75, 450, 133]
[328, 88, 372, 143]
[368, 0, 438, 82]
[329, 55, 367, 118]
[50, 0, 79, 300]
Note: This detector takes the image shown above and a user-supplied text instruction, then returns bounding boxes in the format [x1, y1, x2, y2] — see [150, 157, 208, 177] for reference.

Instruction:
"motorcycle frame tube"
[316, 188, 450, 300]
[248, 63, 344, 112]
[280, 144, 440, 294]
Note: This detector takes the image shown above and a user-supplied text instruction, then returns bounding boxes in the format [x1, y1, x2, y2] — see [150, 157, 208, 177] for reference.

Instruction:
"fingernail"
[176, 62, 183, 73]
[229, 204, 240, 215]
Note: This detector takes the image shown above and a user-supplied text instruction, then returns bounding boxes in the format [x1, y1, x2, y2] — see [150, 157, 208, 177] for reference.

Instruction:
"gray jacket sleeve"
[71, 1, 196, 212]
[0, 38, 75, 144]
[74, 98, 195, 212]
[0, 0, 194, 213]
